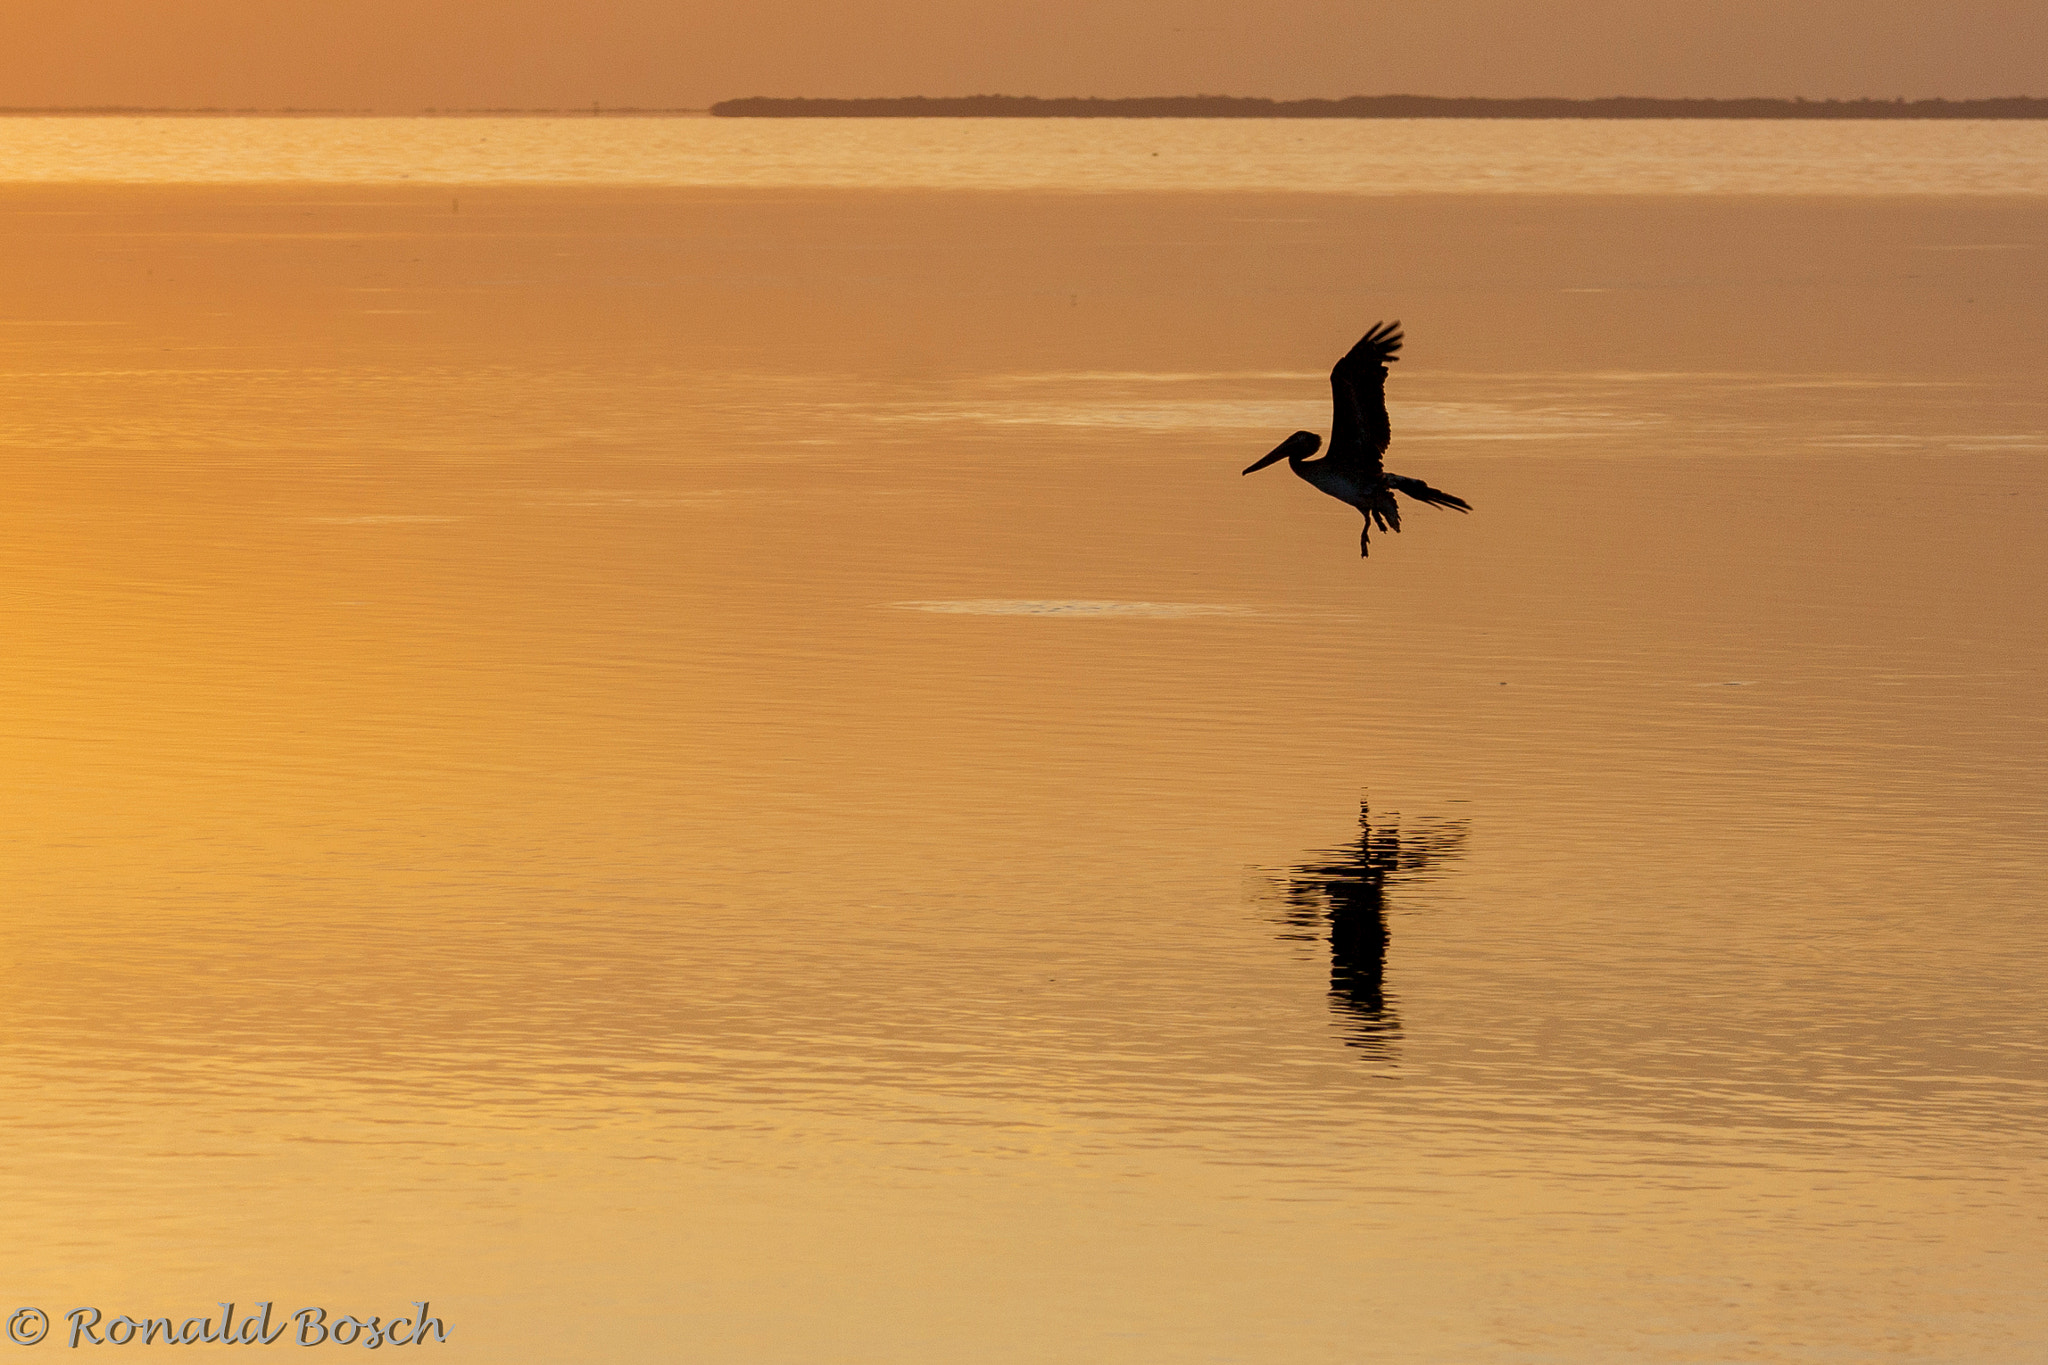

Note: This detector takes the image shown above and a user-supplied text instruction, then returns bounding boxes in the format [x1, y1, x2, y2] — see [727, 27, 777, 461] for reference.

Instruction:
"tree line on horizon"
[711, 94, 2048, 119]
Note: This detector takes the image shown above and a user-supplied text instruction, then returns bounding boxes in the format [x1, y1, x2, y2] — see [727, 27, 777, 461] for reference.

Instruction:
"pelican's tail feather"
[1388, 474, 1472, 513]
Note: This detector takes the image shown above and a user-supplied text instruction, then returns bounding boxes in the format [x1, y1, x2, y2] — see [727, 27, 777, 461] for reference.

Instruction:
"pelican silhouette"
[1242, 321, 1471, 556]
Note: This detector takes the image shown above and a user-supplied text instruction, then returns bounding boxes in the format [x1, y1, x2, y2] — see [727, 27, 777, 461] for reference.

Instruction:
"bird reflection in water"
[1269, 803, 1466, 1056]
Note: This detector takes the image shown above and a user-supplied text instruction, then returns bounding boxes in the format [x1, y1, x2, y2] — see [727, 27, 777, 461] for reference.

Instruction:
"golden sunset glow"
[2, 12, 2045, 1363]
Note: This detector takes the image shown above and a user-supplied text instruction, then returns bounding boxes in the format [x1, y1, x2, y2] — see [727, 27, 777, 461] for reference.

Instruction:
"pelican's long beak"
[1243, 430, 1318, 475]
[1242, 441, 1292, 476]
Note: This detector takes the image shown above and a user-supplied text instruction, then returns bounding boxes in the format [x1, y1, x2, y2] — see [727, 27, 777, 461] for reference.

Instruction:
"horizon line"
[6, 93, 2048, 119]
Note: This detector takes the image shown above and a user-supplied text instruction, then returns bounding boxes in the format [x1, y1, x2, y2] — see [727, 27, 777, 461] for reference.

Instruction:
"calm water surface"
[1, 123, 2044, 1361]
[4, 114, 2048, 193]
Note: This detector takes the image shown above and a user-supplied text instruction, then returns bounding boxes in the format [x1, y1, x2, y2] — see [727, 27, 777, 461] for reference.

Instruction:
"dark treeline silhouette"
[713, 94, 2048, 119]
[1269, 803, 1466, 1056]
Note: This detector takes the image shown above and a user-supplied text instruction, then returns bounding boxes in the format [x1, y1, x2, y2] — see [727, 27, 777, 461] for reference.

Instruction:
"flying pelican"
[1242, 321, 1471, 556]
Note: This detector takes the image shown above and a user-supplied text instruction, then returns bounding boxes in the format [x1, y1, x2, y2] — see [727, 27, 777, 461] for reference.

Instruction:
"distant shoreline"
[711, 95, 2048, 120]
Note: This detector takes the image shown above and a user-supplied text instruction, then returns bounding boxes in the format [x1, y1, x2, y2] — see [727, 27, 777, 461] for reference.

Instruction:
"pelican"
[1242, 321, 1471, 556]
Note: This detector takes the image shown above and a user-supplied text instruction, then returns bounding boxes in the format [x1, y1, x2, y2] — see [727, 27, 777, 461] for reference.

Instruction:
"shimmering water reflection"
[0, 181, 2043, 1363]
[1266, 804, 1469, 1056]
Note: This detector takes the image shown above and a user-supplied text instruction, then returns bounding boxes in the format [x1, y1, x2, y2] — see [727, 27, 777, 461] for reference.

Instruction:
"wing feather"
[1328, 321, 1401, 475]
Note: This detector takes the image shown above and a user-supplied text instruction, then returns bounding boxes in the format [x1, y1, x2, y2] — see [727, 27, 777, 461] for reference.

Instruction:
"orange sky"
[4, 0, 2042, 109]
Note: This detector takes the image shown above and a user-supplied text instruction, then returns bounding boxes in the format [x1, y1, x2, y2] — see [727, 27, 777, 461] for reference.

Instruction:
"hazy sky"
[6, 0, 2043, 109]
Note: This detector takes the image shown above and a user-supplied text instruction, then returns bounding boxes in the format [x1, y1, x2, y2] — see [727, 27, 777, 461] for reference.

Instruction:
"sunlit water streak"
[1, 364, 2034, 464]
[2, 115, 2046, 193]
[897, 600, 1252, 617]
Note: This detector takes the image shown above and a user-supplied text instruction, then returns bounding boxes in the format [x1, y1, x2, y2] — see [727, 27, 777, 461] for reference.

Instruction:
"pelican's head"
[1243, 430, 1321, 475]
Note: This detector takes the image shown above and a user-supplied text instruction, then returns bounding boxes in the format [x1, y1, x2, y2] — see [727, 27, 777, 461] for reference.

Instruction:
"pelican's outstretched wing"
[1327, 321, 1402, 474]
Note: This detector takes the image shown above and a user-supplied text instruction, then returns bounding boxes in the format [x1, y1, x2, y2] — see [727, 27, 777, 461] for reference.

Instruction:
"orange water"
[1, 157, 2044, 1361]
[2, 114, 2046, 193]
